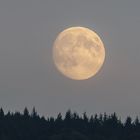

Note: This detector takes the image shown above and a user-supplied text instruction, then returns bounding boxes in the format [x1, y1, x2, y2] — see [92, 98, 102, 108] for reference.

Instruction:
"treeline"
[0, 108, 140, 140]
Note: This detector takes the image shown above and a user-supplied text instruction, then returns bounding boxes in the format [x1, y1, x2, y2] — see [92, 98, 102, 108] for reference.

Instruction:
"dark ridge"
[0, 108, 140, 140]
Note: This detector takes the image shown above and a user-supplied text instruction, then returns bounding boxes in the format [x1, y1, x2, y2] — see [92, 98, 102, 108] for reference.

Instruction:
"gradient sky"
[0, 0, 140, 119]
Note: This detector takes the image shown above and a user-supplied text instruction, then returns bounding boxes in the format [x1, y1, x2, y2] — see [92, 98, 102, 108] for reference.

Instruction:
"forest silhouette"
[0, 108, 140, 140]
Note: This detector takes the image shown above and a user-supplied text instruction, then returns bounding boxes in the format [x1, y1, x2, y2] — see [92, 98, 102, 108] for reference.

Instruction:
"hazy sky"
[0, 0, 140, 119]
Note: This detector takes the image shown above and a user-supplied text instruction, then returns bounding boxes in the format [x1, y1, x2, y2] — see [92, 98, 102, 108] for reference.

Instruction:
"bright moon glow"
[53, 27, 105, 80]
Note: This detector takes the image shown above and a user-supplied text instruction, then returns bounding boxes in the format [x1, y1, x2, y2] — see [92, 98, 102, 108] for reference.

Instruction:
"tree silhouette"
[0, 108, 139, 140]
[23, 107, 29, 118]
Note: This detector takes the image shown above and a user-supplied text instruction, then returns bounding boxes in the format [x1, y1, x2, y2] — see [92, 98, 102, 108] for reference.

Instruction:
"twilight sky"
[0, 0, 140, 119]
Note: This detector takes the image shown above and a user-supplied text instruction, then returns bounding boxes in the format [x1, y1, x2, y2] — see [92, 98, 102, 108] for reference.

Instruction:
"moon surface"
[53, 27, 105, 80]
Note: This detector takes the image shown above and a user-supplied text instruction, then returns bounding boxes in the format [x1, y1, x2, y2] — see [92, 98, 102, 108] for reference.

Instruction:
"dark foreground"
[0, 108, 140, 140]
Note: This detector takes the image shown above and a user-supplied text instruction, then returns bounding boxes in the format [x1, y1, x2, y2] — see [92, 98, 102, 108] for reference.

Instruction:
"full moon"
[53, 27, 105, 80]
